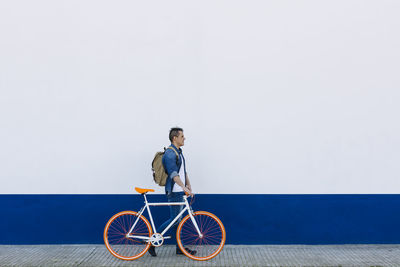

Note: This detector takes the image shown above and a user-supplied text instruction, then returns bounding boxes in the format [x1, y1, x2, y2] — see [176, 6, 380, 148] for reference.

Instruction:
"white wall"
[1, 0, 399, 194]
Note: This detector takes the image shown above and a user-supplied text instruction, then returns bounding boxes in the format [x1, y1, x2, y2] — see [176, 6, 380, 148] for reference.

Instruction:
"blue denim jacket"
[162, 144, 186, 195]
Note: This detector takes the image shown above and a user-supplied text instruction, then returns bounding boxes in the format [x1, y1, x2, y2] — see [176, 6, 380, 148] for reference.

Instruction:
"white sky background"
[0, 0, 399, 194]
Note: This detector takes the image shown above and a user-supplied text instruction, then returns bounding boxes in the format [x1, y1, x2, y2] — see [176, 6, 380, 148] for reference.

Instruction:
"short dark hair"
[169, 127, 183, 142]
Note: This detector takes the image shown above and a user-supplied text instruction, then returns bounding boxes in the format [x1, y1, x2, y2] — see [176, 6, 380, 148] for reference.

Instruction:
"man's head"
[169, 127, 185, 148]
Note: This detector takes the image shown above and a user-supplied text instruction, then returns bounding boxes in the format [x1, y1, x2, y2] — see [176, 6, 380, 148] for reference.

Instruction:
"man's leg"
[168, 192, 184, 250]
[167, 192, 196, 255]
[159, 191, 184, 234]
[148, 192, 184, 257]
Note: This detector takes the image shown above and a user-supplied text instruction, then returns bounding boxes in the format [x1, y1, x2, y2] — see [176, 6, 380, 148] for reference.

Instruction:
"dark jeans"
[158, 191, 185, 246]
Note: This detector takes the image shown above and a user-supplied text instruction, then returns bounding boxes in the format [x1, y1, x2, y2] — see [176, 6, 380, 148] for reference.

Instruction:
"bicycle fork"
[185, 198, 203, 239]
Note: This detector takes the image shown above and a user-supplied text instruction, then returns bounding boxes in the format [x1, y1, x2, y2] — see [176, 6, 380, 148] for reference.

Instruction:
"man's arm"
[173, 175, 192, 195]
[184, 173, 192, 191]
[164, 151, 192, 195]
[164, 151, 179, 180]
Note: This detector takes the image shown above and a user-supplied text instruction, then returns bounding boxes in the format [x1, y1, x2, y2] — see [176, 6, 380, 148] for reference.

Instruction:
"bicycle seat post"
[142, 193, 148, 204]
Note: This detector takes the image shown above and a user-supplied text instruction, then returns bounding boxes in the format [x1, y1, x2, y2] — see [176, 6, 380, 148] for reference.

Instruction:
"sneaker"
[148, 245, 157, 257]
[176, 246, 197, 255]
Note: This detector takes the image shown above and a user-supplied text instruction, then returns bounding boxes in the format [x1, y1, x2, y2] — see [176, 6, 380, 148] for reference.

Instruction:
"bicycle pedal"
[164, 236, 172, 239]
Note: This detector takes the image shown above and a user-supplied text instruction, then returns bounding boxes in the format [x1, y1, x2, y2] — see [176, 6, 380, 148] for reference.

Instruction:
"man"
[148, 127, 196, 257]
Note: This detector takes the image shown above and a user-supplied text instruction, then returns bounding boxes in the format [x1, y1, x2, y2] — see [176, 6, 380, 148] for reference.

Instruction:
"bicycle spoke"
[104, 211, 151, 260]
[177, 212, 225, 260]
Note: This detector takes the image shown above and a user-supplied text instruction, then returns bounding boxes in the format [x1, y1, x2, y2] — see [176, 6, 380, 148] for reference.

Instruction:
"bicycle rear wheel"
[104, 211, 152, 260]
[177, 211, 226, 261]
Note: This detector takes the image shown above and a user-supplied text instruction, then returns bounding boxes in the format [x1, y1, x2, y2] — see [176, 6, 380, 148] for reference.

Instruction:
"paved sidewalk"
[1, 245, 400, 267]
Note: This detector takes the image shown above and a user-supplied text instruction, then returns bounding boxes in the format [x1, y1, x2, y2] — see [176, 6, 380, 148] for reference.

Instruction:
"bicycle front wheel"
[104, 211, 152, 260]
[177, 211, 226, 261]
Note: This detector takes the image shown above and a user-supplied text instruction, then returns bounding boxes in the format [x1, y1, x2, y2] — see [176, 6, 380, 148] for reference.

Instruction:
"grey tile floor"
[1, 244, 400, 267]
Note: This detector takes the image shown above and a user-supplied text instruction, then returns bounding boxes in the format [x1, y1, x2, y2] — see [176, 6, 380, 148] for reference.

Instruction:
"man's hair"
[169, 127, 183, 142]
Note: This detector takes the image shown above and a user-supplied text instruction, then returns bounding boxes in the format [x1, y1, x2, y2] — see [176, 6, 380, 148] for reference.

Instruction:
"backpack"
[152, 146, 179, 186]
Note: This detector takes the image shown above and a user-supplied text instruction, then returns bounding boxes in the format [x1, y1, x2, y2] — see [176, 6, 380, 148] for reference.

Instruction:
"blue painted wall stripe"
[1, 194, 400, 244]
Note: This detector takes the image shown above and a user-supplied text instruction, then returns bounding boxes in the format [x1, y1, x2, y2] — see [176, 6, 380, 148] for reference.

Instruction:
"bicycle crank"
[150, 233, 164, 247]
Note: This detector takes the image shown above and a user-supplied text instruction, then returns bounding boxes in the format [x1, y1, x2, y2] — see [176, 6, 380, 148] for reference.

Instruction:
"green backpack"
[152, 146, 179, 186]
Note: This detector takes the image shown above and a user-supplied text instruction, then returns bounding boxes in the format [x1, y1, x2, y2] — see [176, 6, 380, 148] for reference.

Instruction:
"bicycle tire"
[176, 211, 226, 261]
[104, 210, 152, 260]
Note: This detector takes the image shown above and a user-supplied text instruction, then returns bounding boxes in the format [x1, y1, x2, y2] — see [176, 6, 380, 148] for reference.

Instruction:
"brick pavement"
[1, 245, 400, 266]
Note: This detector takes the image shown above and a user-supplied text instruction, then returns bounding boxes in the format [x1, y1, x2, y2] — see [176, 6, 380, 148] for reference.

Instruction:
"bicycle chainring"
[150, 233, 164, 247]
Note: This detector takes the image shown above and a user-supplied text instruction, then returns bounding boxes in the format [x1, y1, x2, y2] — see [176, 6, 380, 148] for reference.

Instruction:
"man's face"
[175, 131, 185, 147]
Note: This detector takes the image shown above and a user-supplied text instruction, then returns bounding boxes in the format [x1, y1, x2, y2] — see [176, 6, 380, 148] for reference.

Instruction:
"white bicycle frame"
[126, 194, 203, 241]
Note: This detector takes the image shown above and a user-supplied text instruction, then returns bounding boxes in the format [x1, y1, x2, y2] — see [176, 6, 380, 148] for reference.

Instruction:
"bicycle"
[103, 187, 226, 261]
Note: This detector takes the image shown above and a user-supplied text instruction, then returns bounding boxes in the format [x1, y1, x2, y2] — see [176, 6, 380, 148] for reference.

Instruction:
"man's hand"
[183, 186, 194, 197]
[174, 175, 194, 196]
[185, 174, 192, 195]
[186, 184, 192, 192]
